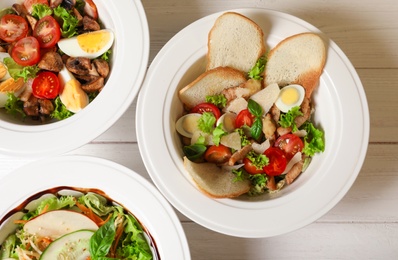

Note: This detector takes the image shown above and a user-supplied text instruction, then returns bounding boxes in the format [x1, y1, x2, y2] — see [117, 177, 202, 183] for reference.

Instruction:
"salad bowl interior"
[0, 0, 149, 156]
[137, 8, 369, 237]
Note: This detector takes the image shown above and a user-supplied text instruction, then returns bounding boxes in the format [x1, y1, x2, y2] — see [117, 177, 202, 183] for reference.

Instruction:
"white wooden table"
[1, 0, 398, 259]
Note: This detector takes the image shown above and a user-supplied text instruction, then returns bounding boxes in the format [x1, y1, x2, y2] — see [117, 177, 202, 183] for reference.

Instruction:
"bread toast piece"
[179, 66, 247, 109]
[264, 32, 326, 98]
[207, 12, 266, 73]
[183, 157, 251, 198]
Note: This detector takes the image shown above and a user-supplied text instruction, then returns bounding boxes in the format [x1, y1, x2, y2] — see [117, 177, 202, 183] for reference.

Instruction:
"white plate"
[0, 0, 149, 157]
[0, 155, 191, 259]
[136, 8, 369, 238]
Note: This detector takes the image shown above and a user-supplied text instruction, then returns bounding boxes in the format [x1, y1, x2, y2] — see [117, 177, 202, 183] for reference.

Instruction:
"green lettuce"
[279, 106, 303, 132]
[197, 112, 216, 133]
[32, 4, 53, 19]
[248, 56, 266, 80]
[4, 93, 25, 118]
[302, 122, 325, 156]
[51, 97, 74, 120]
[3, 57, 40, 82]
[54, 6, 79, 38]
[78, 193, 114, 216]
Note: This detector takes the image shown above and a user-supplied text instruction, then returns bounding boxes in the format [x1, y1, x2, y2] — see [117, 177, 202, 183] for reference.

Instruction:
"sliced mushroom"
[12, 4, 28, 17]
[93, 59, 110, 78]
[23, 96, 40, 117]
[26, 14, 38, 31]
[38, 52, 64, 72]
[38, 99, 54, 115]
[81, 76, 104, 93]
[72, 7, 83, 26]
[65, 57, 92, 75]
[74, 74, 100, 83]
[50, 0, 63, 8]
[83, 16, 100, 31]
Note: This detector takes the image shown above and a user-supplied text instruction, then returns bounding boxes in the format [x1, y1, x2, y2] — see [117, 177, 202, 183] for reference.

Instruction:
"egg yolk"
[77, 31, 111, 54]
[281, 88, 299, 105]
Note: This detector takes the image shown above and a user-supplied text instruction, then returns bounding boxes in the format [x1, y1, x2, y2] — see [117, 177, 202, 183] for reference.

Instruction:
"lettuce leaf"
[54, 6, 79, 38]
[4, 93, 25, 118]
[302, 122, 325, 156]
[3, 57, 40, 82]
[248, 56, 266, 80]
[32, 4, 53, 19]
[78, 192, 114, 216]
[197, 112, 216, 133]
[51, 97, 74, 120]
[279, 106, 303, 132]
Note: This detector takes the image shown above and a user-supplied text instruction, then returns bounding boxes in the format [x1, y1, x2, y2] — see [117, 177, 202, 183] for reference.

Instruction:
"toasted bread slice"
[207, 12, 266, 73]
[179, 66, 247, 109]
[264, 32, 326, 98]
[183, 157, 251, 198]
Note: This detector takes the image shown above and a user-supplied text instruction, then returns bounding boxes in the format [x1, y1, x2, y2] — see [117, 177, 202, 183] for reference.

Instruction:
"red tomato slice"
[0, 14, 29, 43]
[191, 103, 221, 120]
[84, 0, 99, 20]
[235, 109, 255, 128]
[24, 0, 49, 14]
[275, 134, 304, 161]
[11, 36, 41, 66]
[243, 157, 264, 175]
[33, 16, 61, 48]
[263, 147, 287, 176]
[204, 145, 232, 164]
[32, 71, 60, 99]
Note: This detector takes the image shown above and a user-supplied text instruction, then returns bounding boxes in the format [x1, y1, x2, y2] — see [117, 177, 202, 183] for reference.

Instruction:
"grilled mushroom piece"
[83, 16, 100, 31]
[92, 59, 110, 78]
[81, 76, 104, 93]
[12, 4, 28, 17]
[38, 52, 64, 72]
[62, 0, 76, 9]
[65, 57, 92, 75]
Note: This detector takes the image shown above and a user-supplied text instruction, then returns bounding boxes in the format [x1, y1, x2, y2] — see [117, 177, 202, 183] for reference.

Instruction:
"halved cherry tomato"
[243, 157, 264, 175]
[84, 0, 99, 20]
[32, 71, 60, 99]
[235, 109, 255, 128]
[191, 102, 221, 120]
[0, 14, 29, 43]
[204, 145, 232, 164]
[23, 0, 49, 14]
[11, 36, 41, 66]
[275, 134, 304, 160]
[263, 147, 287, 176]
[33, 16, 61, 48]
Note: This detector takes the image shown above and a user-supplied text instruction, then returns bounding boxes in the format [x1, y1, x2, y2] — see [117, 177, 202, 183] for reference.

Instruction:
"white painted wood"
[1, 0, 398, 259]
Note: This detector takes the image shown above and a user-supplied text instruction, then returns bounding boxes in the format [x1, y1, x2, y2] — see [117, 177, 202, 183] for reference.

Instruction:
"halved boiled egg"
[216, 112, 237, 132]
[57, 29, 114, 59]
[58, 66, 89, 113]
[176, 113, 202, 138]
[274, 84, 305, 113]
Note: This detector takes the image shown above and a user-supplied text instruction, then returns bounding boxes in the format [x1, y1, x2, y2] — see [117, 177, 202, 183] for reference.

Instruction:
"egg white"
[274, 84, 305, 113]
[57, 29, 114, 59]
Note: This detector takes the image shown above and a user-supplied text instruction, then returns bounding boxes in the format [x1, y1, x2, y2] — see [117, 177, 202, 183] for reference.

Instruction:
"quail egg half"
[274, 84, 305, 113]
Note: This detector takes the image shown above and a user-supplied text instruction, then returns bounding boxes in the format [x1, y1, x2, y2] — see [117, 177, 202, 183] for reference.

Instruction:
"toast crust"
[264, 32, 326, 98]
[207, 12, 266, 73]
[179, 66, 246, 109]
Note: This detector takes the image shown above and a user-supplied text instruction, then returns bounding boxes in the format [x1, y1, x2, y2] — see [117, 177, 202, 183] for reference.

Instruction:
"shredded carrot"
[13, 219, 28, 224]
[39, 204, 50, 215]
[110, 220, 125, 257]
[75, 201, 109, 226]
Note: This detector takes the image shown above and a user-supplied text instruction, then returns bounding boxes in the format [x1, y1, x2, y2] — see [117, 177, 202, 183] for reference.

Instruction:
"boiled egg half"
[57, 29, 114, 59]
[274, 84, 305, 113]
[58, 66, 89, 113]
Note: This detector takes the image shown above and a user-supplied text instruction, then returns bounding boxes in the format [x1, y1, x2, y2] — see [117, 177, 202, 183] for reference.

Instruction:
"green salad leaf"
[51, 97, 74, 120]
[54, 6, 79, 38]
[246, 150, 269, 170]
[206, 94, 227, 108]
[212, 123, 227, 145]
[78, 193, 114, 216]
[279, 106, 303, 132]
[247, 99, 263, 140]
[3, 57, 40, 82]
[90, 216, 116, 259]
[248, 56, 266, 80]
[197, 112, 216, 133]
[4, 93, 25, 118]
[302, 122, 325, 156]
[183, 143, 207, 161]
[32, 4, 53, 19]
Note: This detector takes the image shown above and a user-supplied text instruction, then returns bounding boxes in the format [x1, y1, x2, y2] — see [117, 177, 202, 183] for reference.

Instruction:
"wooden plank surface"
[1, 0, 398, 259]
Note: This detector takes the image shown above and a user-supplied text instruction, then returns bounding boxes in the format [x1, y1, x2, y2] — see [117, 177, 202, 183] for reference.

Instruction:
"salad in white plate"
[0, 187, 156, 260]
[0, 0, 114, 123]
[176, 12, 327, 199]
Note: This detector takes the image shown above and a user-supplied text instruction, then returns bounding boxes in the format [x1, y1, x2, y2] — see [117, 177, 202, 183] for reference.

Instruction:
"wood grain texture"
[1, 0, 397, 259]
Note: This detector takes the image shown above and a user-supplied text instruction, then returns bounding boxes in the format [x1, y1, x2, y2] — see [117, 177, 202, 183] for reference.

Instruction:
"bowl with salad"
[0, 0, 149, 157]
[0, 155, 191, 259]
[136, 9, 369, 237]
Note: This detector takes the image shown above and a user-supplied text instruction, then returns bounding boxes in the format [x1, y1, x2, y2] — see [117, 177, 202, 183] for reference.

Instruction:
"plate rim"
[0, 154, 191, 259]
[136, 8, 370, 238]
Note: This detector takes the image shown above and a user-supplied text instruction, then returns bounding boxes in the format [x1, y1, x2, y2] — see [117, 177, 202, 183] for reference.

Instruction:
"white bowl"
[0, 0, 149, 157]
[0, 155, 191, 259]
[136, 8, 370, 238]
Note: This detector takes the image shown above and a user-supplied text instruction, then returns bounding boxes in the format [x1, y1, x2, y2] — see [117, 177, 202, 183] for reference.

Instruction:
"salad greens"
[53, 6, 80, 38]
[3, 58, 40, 82]
[0, 192, 154, 260]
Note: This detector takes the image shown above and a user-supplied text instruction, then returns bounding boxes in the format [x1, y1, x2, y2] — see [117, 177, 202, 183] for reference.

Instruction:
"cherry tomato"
[263, 147, 287, 176]
[275, 134, 304, 160]
[191, 102, 221, 120]
[32, 71, 60, 99]
[243, 157, 264, 175]
[235, 109, 255, 128]
[204, 145, 232, 164]
[0, 14, 29, 43]
[11, 36, 41, 66]
[33, 16, 61, 48]
[24, 0, 49, 14]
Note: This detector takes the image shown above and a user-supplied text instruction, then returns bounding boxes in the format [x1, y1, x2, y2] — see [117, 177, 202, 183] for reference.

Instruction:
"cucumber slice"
[40, 230, 93, 260]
